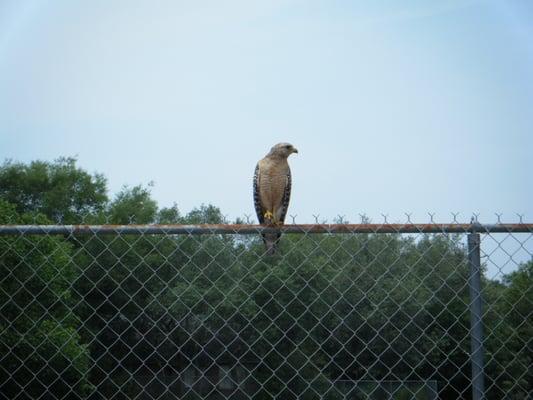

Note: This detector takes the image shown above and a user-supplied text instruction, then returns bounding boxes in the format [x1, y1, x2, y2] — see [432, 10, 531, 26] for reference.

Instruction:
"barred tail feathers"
[262, 232, 281, 255]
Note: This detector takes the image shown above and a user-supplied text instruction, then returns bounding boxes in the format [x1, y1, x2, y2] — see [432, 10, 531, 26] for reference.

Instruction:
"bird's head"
[268, 143, 298, 158]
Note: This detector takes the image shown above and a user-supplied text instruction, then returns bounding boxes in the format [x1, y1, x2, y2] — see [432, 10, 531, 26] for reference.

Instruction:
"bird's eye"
[285, 145, 291, 149]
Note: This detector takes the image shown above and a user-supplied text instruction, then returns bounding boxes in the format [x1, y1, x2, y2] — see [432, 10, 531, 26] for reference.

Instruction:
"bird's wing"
[253, 163, 264, 224]
[278, 168, 292, 224]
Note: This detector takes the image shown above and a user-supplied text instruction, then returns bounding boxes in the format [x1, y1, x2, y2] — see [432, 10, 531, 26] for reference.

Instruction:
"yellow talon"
[264, 211, 274, 220]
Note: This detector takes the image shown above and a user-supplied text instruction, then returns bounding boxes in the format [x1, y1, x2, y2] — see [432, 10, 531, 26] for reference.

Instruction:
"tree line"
[0, 158, 530, 399]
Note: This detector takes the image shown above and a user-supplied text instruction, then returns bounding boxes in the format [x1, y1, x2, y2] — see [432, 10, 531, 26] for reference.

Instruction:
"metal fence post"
[467, 232, 485, 400]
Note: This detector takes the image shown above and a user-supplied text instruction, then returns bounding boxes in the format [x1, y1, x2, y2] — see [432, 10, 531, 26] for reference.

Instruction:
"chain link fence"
[0, 220, 531, 399]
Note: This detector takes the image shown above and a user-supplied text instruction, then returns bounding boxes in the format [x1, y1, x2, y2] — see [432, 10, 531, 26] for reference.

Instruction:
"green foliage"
[0, 157, 107, 223]
[133, 230, 476, 398]
[484, 260, 532, 399]
[185, 203, 225, 224]
[1, 320, 91, 398]
[107, 184, 158, 224]
[157, 203, 181, 223]
[1, 158, 530, 399]
[0, 199, 91, 397]
[502, 261, 532, 333]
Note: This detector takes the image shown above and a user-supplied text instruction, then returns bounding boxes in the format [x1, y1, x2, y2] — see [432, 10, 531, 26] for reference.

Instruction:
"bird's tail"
[262, 232, 281, 256]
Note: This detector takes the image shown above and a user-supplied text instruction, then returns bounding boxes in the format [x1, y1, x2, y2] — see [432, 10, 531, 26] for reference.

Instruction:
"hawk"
[253, 143, 298, 255]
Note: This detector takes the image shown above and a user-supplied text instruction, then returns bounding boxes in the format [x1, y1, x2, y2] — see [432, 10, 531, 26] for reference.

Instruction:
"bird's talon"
[264, 211, 274, 220]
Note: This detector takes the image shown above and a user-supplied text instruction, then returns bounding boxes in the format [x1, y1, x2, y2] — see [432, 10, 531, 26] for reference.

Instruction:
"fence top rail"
[0, 223, 531, 235]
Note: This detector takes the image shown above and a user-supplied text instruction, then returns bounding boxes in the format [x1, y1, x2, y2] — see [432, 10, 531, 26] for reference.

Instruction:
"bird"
[253, 142, 298, 255]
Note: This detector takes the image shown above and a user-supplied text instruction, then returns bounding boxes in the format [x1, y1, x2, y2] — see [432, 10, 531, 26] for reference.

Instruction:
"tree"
[0, 200, 91, 398]
[148, 231, 476, 399]
[484, 260, 532, 399]
[107, 184, 158, 224]
[0, 157, 107, 223]
[2, 157, 530, 399]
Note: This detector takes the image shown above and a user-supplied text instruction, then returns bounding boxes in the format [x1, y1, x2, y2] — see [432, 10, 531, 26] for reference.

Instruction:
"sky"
[0, 0, 532, 275]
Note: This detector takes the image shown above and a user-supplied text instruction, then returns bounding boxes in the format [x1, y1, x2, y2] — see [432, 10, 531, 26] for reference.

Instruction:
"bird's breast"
[259, 173, 287, 206]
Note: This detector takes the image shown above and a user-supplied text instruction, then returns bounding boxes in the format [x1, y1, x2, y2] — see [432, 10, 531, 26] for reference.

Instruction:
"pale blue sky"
[1, 0, 532, 230]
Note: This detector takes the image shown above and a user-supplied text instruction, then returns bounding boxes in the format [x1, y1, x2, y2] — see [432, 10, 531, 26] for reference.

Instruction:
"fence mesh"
[0, 221, 531, 399]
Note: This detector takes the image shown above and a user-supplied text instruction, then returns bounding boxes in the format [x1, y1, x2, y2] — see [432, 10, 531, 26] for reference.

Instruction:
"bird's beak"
[292, 148, 298, 154]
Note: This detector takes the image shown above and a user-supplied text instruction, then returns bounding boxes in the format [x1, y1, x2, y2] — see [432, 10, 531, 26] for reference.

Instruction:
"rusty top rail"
[0, 223, 531, 235]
